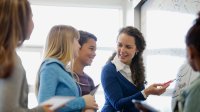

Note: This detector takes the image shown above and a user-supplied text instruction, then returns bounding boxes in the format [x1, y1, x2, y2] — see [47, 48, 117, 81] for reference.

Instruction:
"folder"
[40, 96, 75, 111]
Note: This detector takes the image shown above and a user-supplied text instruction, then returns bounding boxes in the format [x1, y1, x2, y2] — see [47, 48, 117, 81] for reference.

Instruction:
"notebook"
[90, 84, 100, 96]
[40, 96, 75, 111]
[132, 99, 159, 112]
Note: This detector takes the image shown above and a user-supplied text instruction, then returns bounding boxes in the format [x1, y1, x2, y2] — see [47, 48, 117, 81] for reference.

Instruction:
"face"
[73, 38, 81, 59]
[27, 14, 34, 40]
[117, 33, 137, 65]
[78, 38, 96, 66]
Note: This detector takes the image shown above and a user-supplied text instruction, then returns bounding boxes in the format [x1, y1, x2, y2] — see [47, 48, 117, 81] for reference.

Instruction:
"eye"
[126, 45, 132, 49]
[89, 47, 96, 51]
[117, 43, 122, 47]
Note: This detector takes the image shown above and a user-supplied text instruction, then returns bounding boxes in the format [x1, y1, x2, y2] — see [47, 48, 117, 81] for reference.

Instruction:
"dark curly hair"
[107, 26, 146, 90]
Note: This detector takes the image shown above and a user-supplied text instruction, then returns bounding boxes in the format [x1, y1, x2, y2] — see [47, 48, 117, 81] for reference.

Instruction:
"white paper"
[132, 99, 159, 112]
[40, 96, 75, 110]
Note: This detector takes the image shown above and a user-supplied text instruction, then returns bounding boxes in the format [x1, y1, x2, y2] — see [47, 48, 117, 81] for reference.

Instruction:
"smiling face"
[117, 33, 137, 65]
[78, 38, 96, 66]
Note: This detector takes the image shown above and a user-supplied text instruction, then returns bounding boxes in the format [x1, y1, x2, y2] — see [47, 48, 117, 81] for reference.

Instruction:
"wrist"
[144, 89, 150, 97]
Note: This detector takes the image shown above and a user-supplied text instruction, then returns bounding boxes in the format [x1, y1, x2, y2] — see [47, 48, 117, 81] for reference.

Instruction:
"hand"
[82, 94, 98, 110]
[82, 109, 96, 112]
[144, 83, 170, 96]
[42, 105, 54, 112]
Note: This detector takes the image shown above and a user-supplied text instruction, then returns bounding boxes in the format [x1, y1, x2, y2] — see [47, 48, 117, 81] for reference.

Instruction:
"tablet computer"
[132, 99, 159, 112]
[90, 84, 100, 96]
[40, 96, 75, 111]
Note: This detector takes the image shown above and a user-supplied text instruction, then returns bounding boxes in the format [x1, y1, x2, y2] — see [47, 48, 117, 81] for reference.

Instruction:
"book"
[40, 96, 75, 111]
[132, 99, 159, 112]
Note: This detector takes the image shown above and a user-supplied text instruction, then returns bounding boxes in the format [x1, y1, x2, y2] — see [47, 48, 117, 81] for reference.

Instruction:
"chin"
[119, 59, 128, 64]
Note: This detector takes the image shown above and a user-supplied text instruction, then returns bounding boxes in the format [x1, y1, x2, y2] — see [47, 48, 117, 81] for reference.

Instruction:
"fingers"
[151, 83, 164, 87]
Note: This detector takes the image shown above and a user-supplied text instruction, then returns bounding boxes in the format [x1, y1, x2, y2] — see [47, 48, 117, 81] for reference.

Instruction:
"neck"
[73, 60, 84, 75]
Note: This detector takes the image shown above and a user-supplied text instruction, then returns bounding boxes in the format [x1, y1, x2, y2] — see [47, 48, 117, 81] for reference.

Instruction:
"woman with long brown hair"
[0, 0, 52, 111]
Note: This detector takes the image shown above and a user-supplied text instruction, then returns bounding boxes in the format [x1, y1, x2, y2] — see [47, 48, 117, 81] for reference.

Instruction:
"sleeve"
[183, 83, 200, 112]
[37, 63, 58, 103]
[14, 69, 45, 112]
[101, 64, 145, 110]
[57, 97, 85, 112]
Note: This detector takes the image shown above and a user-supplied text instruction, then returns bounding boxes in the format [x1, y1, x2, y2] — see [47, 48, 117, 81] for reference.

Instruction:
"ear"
[187, 46, 195, 60]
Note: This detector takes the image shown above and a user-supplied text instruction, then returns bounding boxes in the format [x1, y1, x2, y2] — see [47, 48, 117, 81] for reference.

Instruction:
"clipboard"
[90, 84, 100, 96]
[132, 99, 159, 112]
[40, 96, 75, 111]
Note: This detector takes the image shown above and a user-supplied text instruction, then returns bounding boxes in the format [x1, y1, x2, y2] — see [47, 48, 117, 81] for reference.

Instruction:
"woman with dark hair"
[73, 30, 97, 96]
[0, 0, 52, 111]
[174, 12, 200, 112]
[101, 26, 169, 112]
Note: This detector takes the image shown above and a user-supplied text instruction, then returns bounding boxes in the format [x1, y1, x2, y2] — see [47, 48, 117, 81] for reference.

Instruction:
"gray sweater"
[0, 54, 44, 112]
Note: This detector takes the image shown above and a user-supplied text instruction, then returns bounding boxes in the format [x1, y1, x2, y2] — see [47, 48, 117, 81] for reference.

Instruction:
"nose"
[93, 51, 96, 57]
[78, 43, 81, 49]
[120, 46, 126, 53]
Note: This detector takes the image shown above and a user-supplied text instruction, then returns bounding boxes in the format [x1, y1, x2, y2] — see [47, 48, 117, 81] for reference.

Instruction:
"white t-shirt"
[171, 62, 200, 110]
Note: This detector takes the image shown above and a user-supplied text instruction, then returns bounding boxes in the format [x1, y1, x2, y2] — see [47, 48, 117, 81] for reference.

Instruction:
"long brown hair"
[108, 26, 146, 90]
[0, 0, 31, 78]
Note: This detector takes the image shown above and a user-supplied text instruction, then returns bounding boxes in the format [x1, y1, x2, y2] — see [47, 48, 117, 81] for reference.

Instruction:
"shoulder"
[188, 77, 200, 94]
[101, 62, 118, 80]
[102, 62, 116, 71]
[40, 58, 66, 72]
[39, 58, 72, 78]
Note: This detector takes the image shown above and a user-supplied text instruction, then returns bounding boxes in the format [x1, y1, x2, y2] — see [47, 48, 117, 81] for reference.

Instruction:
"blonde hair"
[44, 25, 79, 65]
[0, 0, 31, 78]
[35, 25, 79, 96]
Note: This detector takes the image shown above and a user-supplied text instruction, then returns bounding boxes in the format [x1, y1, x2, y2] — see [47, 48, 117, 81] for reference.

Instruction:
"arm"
[14, 69, 46, 112]
[38, 63, 85, 112]
[37, 64, 58, 103]
[101, 65, 145, 110]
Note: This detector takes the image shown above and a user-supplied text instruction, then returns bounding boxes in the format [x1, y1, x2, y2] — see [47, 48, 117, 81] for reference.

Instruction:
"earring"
[135, 51, 138, 55]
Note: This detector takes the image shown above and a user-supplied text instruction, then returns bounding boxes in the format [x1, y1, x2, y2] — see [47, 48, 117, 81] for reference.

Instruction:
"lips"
[119, 53, 128, 59]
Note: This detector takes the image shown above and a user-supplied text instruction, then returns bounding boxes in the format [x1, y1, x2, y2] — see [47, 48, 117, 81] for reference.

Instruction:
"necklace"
[73, 72, 90, 87]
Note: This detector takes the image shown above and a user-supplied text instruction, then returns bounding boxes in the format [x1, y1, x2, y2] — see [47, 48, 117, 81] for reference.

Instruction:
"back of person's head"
[0, 0, 31, 78]
[44, 25, 80, 65]
[186, 12, 200, 71]
[186, 12, 200, 54]
[78, 30, 97, 48]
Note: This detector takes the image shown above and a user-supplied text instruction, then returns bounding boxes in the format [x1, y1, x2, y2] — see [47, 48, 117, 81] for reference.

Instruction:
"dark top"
[77, 73, 95, 96]
[101, 62, 145, 112]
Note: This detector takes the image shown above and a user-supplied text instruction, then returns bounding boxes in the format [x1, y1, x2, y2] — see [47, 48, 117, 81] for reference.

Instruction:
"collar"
[111, 56, 131, 74]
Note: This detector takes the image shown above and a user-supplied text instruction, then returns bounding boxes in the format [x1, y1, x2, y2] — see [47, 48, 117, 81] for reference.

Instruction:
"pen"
[163, 79, 176, 86]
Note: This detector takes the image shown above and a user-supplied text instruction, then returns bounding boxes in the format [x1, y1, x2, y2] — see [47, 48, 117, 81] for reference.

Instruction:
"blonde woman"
[35, 25, 98, 112]
[0, 0, 52, 112]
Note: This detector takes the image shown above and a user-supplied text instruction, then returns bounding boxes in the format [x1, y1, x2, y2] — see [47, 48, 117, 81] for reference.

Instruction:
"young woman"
[101, 26, 169, 112]
[0, 0, 52, 112]
[73, 30, 97, 96]
[35, 25, 98, 112]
